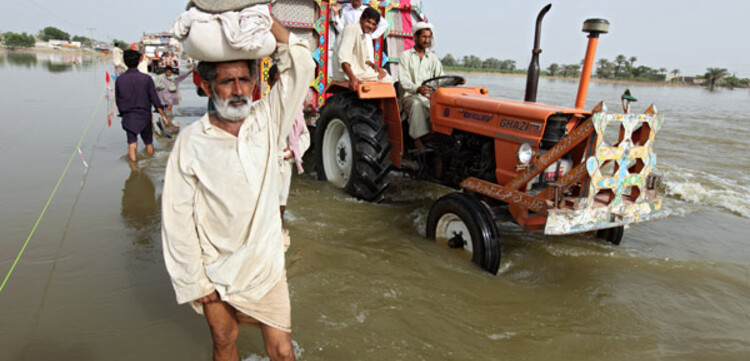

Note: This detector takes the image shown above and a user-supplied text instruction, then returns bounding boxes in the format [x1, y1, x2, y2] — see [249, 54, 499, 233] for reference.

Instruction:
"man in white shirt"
[333, 6, 393, 90]
[111, 42, 126, 75]
[331, 0, 387, 39]
[329, 0, 388, 77]
[398, 22, 454, 146]
[161, 18, 314, 361]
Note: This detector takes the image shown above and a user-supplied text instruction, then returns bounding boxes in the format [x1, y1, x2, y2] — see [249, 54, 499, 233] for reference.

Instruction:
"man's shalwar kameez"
[332, 24, 393, 83]
[161, 34, 315, 332]
[398, 48, 444, 139]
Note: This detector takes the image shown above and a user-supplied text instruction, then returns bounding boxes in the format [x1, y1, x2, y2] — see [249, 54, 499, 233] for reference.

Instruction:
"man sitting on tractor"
[332, 6, 393, 90]
[398, 22, 449, 147]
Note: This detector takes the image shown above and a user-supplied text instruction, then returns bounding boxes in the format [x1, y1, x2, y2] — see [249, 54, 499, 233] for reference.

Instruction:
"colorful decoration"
[279, 20, 315, 29]
[259, 0, 429, 114]
[586, 109, 663, 207]
[261, 57, 272, 97]
[545, 105, 665, 235]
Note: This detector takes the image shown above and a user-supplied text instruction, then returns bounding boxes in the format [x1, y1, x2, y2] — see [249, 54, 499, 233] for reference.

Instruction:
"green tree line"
[441, 53, 523, 74]
[2, 32, 36, 49]
[2, 26, 96, 49]
[441, 52, 749, 90]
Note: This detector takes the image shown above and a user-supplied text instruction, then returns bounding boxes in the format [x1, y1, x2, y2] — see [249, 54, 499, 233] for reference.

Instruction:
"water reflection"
[0, 50, 99, 72]
[4, 51, 37, 67]
[121, 170, 160, 246]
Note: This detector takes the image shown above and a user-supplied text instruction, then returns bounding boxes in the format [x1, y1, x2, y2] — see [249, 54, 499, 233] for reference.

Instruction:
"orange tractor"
[313, 4, 664, 273]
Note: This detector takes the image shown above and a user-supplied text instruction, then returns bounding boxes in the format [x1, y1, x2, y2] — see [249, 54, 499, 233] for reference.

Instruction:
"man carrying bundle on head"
[162, 1, 315, 360]
[332, 6, 393, 90]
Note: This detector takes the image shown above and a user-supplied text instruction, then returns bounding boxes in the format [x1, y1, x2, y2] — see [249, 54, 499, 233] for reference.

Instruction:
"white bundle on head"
[171, 5, 276, 61]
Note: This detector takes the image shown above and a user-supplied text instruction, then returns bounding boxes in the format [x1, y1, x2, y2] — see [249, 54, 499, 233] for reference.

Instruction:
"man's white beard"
[212, 95, 251, 122]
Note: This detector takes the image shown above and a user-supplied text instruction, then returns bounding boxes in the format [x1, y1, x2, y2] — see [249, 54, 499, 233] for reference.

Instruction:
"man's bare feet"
[127, 158, 140, 171]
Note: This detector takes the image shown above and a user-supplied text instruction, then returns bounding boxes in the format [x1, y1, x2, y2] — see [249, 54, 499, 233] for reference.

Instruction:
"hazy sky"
[1, 0, 747, 77]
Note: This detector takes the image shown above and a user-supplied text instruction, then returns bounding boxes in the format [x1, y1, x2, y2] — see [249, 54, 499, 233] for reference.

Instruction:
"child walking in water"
[154, 65, 193, 118]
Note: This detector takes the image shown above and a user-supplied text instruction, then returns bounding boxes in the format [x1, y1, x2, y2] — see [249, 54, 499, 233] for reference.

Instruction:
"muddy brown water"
[1, 52, 748, 360]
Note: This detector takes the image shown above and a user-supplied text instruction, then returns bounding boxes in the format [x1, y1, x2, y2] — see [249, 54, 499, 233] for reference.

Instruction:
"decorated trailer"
[264, 0, 426, 106]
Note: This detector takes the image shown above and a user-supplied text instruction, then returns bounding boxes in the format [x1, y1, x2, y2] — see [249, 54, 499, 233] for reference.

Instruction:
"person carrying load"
[162, 1, 315, 360]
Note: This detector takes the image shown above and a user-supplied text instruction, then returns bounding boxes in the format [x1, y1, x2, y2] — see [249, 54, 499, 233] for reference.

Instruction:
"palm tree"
[628, 56, 638, 67]
[704, 67, 729, 91]
[614, 54, 627, 77]
[596, 58, 614, 78]
[669, 69, 681, 82]
[627, 56, 638, 78]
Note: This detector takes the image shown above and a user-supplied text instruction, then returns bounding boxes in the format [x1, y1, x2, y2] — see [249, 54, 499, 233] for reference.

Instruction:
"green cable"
[0, 92, 105, 295]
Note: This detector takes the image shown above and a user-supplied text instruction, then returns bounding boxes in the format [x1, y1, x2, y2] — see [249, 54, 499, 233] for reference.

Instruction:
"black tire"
[426, 192, 501, 274]
[315, 92, 392, 202]
[596, 226, 624, 245]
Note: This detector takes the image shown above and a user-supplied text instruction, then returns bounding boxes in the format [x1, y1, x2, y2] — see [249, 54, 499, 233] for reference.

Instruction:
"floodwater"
[1, 51, 749, 361]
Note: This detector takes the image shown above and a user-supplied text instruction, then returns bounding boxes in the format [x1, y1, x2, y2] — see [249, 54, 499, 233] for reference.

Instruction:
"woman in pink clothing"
[154, 65, 193, 117]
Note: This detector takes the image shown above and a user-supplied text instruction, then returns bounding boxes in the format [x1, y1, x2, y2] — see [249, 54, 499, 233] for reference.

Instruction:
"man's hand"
[197, 290, 220, 304]
[417, 85, 432, 97]
[283, 147, 294, 160]
[349, 78, 362, 91]
[331, 3, 341, 16]
[377, 67, 387, 80]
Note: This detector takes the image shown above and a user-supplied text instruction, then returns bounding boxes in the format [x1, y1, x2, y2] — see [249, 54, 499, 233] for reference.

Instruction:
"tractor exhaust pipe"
[524, 3, 552, 103]
[574, 18, 610, 109]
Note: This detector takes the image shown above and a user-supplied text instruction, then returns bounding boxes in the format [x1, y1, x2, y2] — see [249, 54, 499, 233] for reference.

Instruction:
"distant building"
[38, 39, 82, 49]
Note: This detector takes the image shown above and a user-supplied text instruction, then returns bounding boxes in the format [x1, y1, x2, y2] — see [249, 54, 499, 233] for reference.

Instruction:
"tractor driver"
[398, 22, 450, 148]
[332, 6, 393, 90]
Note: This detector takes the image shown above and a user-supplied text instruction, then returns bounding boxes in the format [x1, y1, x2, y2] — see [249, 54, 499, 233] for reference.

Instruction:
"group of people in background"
[330, 1, 446, 147]
[112, 43, 192, 169]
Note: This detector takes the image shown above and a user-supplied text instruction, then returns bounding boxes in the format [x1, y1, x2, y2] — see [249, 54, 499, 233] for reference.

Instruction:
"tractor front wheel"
[315, 92, 392, 202]
[426, 192, 501, 274]
[596, 226, 624, 245]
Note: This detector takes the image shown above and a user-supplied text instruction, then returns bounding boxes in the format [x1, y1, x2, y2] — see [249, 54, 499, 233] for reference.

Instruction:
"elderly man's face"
[415, 29, 433, 49]
[360, 17, 378, 34]
[202, 61, 256, 122]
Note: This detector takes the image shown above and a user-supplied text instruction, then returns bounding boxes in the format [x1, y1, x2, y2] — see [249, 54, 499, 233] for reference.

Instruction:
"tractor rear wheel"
[596, 226, 624, 245]
[316, 92, 392, 202]
[426, 192, 501, 274]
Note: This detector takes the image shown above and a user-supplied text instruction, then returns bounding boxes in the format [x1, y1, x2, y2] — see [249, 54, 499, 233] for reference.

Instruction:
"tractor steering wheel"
[421, 75, 466, 91]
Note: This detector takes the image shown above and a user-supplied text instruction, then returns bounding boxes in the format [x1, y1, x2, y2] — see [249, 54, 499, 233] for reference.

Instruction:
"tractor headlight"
[518, 143, 534, 164]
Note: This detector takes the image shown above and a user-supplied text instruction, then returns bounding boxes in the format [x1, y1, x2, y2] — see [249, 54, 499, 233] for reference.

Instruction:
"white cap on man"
[412, 21, 434, 36]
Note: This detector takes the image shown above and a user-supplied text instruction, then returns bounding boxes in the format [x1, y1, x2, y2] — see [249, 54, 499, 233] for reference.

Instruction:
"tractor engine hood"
[430, 87, 590, 142]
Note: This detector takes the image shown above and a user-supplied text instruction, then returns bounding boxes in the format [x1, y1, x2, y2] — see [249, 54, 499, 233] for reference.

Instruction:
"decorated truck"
[140, 32, 181, 74]
[269, 1, 665, 273]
